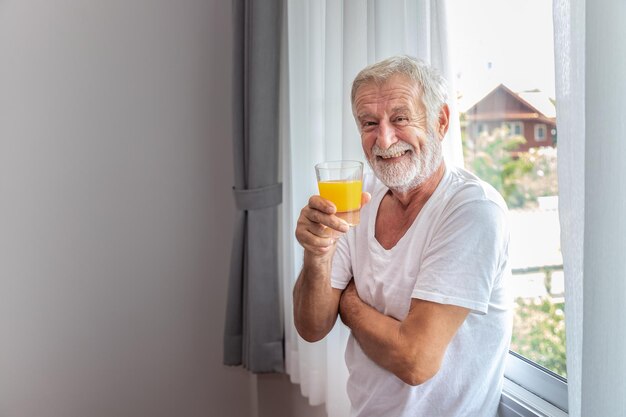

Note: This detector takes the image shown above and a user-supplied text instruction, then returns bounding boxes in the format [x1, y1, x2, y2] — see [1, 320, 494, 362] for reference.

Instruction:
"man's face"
[353, 75, 444, 193]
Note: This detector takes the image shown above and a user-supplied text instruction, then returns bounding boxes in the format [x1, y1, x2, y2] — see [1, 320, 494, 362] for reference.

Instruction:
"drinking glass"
[315, 160, 364, 226]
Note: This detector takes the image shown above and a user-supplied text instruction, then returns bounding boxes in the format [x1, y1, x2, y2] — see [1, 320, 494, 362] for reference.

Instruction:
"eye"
[361, 121, 378, 130]
[394, 116, 409, 124]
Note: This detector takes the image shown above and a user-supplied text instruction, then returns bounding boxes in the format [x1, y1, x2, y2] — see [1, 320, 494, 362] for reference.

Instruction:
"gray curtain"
[223, 0, 284, 373]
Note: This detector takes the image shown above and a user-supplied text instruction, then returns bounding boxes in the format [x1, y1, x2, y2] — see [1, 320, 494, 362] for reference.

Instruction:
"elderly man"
[293, 56, 512, 417]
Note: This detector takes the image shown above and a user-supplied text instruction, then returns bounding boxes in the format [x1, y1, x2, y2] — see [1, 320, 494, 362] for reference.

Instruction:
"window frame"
[503, 121, 524, 136]
[502, 351, 568, 416]
[535, 124, 548, 142]
[500, 377, 568, 417]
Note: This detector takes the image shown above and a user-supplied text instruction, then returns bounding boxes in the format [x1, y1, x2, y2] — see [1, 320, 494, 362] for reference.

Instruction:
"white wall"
[0, 1, 257, 416]
[582, 0, 626, 415]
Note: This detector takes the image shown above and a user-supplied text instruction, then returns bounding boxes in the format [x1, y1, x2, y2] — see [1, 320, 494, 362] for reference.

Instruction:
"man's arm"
[293, 195, 349, 342]
[293, 253, 343, 342]
[293, 193, 371, 342]
[339, 281, 469, 385]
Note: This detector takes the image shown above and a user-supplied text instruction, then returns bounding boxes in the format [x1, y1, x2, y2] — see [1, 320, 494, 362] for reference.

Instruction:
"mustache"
[371, 142, 414, 158]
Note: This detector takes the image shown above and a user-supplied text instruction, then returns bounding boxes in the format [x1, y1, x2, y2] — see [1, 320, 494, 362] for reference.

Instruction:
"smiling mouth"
[378, 150, 409, 160]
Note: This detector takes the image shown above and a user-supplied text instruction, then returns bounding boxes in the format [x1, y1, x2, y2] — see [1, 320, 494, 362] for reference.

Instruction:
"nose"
[376, 120, 397, 150]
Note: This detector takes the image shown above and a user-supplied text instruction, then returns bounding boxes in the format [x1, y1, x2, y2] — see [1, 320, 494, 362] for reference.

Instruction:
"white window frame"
[535, 124, 548, 142]
[503, 121, 524, 136]
[500, 351, 568, 417]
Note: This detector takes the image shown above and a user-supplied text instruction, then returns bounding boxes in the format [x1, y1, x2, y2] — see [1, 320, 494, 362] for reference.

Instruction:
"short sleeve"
[412, 199, 509, 314]
[330, 232, 353, 290]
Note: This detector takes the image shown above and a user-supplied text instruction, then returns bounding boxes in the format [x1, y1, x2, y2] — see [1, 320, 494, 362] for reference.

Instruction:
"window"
[449, 0, 566, 414]
[535, 124, 547, 141]
[504, 121, 524, 136]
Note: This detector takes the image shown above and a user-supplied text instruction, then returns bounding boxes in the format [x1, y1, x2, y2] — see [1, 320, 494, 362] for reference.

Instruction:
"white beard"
[368, 134, 443, 194]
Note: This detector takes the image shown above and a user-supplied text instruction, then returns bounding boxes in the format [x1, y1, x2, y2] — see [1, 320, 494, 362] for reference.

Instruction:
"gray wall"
[0, 1, 327, 416]
[0, 1, 244, 416]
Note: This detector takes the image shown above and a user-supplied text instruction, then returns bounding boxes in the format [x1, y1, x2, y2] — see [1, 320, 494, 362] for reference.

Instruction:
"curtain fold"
[282, 1, 460, 415]
[224, 0, 284, 373]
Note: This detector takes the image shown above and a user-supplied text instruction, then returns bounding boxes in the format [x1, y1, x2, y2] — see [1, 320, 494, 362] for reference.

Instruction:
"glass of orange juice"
[315, 160, 364, 226]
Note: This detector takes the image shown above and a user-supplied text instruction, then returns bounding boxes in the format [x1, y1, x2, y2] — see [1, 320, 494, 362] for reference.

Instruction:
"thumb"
[361, 192, 372, 207]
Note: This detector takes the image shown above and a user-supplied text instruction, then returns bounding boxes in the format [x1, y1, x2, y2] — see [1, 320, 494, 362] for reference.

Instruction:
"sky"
[447, 0, 556, 111]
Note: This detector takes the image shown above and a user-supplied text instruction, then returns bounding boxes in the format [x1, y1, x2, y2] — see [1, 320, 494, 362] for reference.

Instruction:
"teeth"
[381, 151, 406, 159]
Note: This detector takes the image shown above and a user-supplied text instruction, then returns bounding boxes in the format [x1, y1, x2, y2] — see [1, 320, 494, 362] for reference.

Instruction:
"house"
[463, 84, 557, 152]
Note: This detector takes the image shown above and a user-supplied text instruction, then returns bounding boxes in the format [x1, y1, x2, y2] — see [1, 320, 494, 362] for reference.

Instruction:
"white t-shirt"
[331, 166, 512, 417]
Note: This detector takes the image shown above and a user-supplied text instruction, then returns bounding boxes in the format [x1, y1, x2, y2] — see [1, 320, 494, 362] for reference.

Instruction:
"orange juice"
[318, 180, 362, 225]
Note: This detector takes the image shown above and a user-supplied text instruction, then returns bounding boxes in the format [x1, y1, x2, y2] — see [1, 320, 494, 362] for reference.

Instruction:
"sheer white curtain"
[280, 1, 462, 415]
[554, 0, 626, 416]
[553, 1, 584, 416]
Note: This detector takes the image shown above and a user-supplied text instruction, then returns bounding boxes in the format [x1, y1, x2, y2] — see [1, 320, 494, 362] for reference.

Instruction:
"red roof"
[464, 84, 555, 124]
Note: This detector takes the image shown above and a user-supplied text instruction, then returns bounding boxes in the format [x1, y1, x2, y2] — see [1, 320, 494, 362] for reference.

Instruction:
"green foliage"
[515, 147, 559, 203]
[510, 297, 567, 377]
[463, 127, 557, 209]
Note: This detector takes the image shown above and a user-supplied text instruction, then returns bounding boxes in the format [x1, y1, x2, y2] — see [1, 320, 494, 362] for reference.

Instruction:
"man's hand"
[295, 192, 371, 258]
[295, 195, 349, 258]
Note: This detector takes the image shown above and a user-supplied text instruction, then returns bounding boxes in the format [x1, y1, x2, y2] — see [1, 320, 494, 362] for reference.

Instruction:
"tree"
[510, 297, 567, 377]
[464, 127, 533, 208]
[463, 127, 558, 209]
[515, 147, 559, 205]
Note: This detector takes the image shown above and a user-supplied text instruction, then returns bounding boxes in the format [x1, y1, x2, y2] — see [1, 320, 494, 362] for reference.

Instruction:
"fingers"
[295, 216, 335, 255]
[295, 196, 350, 256]
[305, 196, 350, 233]
[308, 195, 336, 214]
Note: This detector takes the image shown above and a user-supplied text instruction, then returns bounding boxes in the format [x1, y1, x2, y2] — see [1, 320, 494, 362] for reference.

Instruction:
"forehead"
[353, 74, 423, 112]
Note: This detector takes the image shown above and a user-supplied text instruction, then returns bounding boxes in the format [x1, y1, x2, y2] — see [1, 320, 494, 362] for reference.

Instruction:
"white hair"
[351, 55, 448, 129]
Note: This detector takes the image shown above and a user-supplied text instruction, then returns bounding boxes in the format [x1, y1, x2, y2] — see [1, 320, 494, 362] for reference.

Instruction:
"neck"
[388, 162, 446, 208]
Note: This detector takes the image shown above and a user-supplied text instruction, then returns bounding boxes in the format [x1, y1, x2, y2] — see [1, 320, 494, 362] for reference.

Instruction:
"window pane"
[535, 124, 547, 141]
[449, 0, 566, 378]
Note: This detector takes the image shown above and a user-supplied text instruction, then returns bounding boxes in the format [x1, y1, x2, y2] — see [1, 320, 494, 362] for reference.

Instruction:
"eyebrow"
[391, 105, 411, 114]
[357, 112, 376, 121]
[357, 105, 413, 121]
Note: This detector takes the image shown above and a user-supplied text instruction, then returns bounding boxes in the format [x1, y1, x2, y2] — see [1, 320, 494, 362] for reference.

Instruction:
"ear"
[436, 104, 450, 141]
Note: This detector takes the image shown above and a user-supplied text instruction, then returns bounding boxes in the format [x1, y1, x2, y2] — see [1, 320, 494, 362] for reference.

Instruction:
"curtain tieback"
[233, 183, 283, 210]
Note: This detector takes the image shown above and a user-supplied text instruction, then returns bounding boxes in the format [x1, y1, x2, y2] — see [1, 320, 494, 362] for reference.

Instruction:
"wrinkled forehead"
[352, 74, 424, 113]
